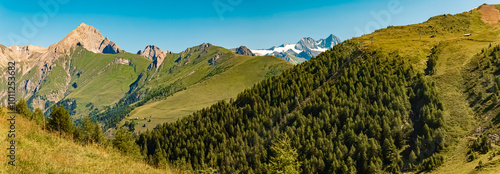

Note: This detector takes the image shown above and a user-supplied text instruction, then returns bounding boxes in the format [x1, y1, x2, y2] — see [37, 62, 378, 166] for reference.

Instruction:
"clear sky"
[0, 0, 497, 52]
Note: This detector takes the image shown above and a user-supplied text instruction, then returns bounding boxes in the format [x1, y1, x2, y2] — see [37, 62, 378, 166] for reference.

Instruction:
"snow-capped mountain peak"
[251, 34, 341, 64]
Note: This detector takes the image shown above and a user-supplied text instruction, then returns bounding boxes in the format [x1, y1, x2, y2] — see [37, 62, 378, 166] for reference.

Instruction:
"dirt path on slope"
[478, 5, 500, 26]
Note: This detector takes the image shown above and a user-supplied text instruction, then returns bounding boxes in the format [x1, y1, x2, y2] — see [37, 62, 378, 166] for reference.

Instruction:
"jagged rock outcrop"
[208, 53, 222, 66]
[235, 46, 255, 56]
[114, 58, 130, 65]
[99, 37, 121, 54]
[317, 34, 342, 49]
[137, 45, 170, 69]
[192, 43, 213, 52]
[138, 45, 166, 61]
[295, 37, 318, 50]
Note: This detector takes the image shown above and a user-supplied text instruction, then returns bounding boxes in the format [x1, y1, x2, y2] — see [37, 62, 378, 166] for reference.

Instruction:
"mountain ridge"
[251, 34, 341, 64]
[133, 4, 500, 173]
[0, 23, 293, 135]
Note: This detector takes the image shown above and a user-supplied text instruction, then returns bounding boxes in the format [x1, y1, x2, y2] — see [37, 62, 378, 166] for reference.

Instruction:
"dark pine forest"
[136, 41, 446, 173]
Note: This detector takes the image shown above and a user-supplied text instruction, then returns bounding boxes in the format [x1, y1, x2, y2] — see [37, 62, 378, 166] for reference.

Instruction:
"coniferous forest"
[136, 41, 446, 173]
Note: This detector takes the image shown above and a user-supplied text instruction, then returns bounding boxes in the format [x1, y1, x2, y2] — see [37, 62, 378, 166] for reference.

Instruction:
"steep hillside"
[133, 4, 500, 174]
[349, 4, 500, 173]
[30, 47, 152, 118]
[0, 23, 139, 121]
[126, 54, 292, 133]
[138, 40, 446, 173]
[0, 108, 174, 173]
[0, 23, 123, 111]
[0, 23, 293, 134]
[93, 43, 293, 132]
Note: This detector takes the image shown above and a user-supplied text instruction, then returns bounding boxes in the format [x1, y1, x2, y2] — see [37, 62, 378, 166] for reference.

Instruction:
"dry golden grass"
[0, 107, 177, 174]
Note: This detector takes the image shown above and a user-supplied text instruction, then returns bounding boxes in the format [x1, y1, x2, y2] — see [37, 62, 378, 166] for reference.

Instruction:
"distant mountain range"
[251, 34, 341, 64]
[0, 23, 292, 132]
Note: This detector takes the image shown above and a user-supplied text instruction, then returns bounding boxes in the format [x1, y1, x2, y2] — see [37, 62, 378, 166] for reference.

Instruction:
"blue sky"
[0, 0, 497, 52]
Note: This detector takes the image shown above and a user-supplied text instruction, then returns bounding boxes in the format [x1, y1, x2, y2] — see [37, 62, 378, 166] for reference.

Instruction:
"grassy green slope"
[0, 108, 174, 173]
[90, 44, 292, 131]
[36, 60, 69, 97]
[141, 44, 239, 94]
[64, 47, 151, 117]
[352, 4, 500, 173]
[127, 54, 292, 133]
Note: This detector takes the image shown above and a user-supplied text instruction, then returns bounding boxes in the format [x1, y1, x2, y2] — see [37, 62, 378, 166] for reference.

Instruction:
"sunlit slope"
[352, 4, 500, 173]
[126, 55, 292, 133]
[0, 108, 174, 173]
[63, 47, 151, 117]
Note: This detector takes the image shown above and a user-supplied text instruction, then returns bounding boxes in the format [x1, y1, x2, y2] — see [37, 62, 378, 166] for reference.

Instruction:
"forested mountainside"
[134, 4, 500, 173]
[137, 41, 445, 173]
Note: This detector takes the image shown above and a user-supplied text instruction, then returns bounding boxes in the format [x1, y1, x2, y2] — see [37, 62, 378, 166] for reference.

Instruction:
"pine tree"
[113, 127, 141, 157]
[93, 121, 106, 145]
[32, 108, 45, 126]
[16, 98, 32, 118]
[83, 117, 94, 144]
[48, 105, 73, 136]
[267, 135, 301, 174]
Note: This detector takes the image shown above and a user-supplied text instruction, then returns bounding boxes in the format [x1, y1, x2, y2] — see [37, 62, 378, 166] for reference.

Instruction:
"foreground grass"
[0, 108, 175, 173]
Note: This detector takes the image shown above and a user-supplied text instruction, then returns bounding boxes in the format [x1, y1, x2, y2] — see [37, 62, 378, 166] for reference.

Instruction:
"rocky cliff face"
[317, 34, 342, 49]
[137, 45, 170, 69]
[295, 37, 318, 50]
[99, 37, 121, 54]
[235, 46, 255, 56]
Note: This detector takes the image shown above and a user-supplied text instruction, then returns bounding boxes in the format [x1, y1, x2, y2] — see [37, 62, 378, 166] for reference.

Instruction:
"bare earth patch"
[478, 5, 500, 26]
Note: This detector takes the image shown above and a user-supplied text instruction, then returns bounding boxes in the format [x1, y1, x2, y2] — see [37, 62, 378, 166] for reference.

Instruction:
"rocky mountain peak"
[138, 45, 166, 61]
[138, 45, 170, 70]
[75, 22, 102, 36]
[295, 37, 318, 50]
[318, 34, 341, 49]
[235, 46, 255, 56]
[251, 34, 342, 64]
[49, 23, 121, 54]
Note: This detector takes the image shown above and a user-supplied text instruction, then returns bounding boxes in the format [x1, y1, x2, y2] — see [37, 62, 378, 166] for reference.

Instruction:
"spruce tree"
[16, 98, 32, 118]
[48, 105, 74, 136]
[32, 108, 45, 126]
[113, 127, 141, 157]
[267, 135, 301, 174]
[93, 121, 106, 145]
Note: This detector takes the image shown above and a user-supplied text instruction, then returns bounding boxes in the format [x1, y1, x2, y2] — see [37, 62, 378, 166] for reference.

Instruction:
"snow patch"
[251, 49, 274, 56]
[311, 48, 328, 52]
[251, 44, 304, 56]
